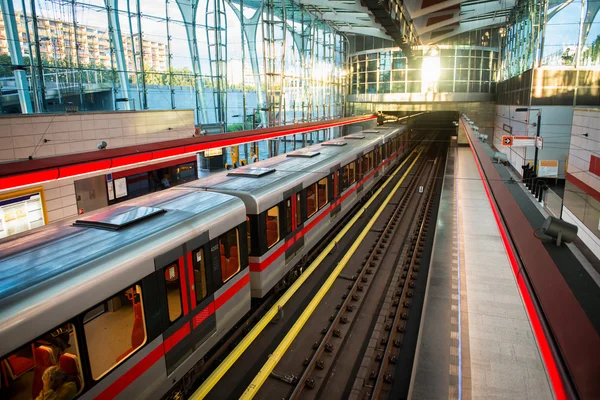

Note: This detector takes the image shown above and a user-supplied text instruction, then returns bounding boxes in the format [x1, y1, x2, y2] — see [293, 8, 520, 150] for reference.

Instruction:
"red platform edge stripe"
[463, 120, 568, 399]
[0, 115, 376, 191]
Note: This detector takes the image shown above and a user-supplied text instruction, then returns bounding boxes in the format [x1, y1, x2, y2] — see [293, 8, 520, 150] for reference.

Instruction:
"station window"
[265, 205, 280, 249]
[164, 262, 183, 323]
[84, 285, 146, 380]
[285, 198, 293, 235]
[348, 162, 356, 184]
[306, 183, 318, 218]
[1, 323, 84, 399]
[317, 178, 328, 209]
[220, 228, 241, 282]
[192, 248, 209, 303]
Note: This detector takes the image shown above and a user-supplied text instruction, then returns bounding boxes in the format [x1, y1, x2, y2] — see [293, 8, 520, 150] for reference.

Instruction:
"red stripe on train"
[95, 344, 164, 400]
[163, 323, 191, 353]
[215, 272, 250, 309]
[96, 271, 250, 399]
[248, 145, 406, 273]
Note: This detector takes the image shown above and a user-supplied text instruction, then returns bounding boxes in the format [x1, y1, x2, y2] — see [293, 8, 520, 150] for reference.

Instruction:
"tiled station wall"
[0, 110, 195, 162]
[493, 105, 573, 178]
[0, 110, 195, 222]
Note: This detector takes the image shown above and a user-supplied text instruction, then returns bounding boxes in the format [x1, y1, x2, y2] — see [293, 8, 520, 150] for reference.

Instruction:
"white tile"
[47, 208, 64, 222]
[108, 118, 122, 128]
[10, 123, 33, 136]
[82, 130, 96, 140]
[0, 125, 11, 137]
[0, 137, 13, 150]
[0, 149, 15, 161]
[94, 119, 109, 129]
[45, 198, 63, 211]
[55, 143, 71, 155]
[62, 204, 78, 218]
[70, 142, 84, 153]
[61, 194, 76, 208]
[36, 144, 56, 158]
[109, 127, 123, 138]
[81, 120, 95, 131]
[69, 130, 83, 141]
[32, 122, 51, 134]
[44, 187, 62, 200]
[59, 184, 75, 198]
[14, 146, 36, 160]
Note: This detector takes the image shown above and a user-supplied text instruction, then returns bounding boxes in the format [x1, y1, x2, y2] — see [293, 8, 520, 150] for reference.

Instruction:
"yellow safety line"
[190, 147, 423, 400]
[239, 148, 423, 400]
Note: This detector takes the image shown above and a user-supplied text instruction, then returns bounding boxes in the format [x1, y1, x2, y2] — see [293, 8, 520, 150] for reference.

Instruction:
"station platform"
[409, 146, 553, 399]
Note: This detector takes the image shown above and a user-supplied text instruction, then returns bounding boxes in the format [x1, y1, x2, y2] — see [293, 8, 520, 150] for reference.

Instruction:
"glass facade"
[500, 0, 600, 80]
[0, 0, 347, 127]
[349, 46, 498, 95]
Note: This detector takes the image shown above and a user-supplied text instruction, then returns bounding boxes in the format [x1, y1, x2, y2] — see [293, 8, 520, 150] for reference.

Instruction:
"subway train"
[0, 123, 415, 400]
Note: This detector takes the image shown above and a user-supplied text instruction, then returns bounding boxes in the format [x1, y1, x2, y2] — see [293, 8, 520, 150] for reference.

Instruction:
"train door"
[185, 234, 218, 352]
[155, 246, 194, 376]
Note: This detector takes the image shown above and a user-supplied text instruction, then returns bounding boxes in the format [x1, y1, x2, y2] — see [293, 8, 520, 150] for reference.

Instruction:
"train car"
[184, 124, 412, 298]
[0, 190, 250, 400]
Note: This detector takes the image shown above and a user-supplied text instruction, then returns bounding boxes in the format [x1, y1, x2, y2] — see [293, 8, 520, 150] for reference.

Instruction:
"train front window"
[317, 178, 328, 209]
[83, 285, 146, 381]
[193, 248, 209, 303]
[1, 323, 84, 399]
[265, 205, 280, 249]
[164, 263, 183, 323]
[220, 228, 241, 282]
[306, 183, 318, 218]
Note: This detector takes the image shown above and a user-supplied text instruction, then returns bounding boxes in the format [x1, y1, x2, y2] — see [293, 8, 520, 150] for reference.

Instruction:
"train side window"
[193, 247, 209, 302]
[306, 183, 318, 218]
[1, 323, 84, 399]
[220, 228, 241, 282]
[295, 193, 302, 227]
[368, 151, 374, 171]
[285, 198, 293, 235]
[164, 263, 183, 323]
[379, 147, 383, 164]
[317, 178, 328, 209]
[348, 162, 356, 184]
[362, 155, 368, 176]
[341, 165, 349, 191]
[84, 285, 146, 381]
[265, 205, 280, 249]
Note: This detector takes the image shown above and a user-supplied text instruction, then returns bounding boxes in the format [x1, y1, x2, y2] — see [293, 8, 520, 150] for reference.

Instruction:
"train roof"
[184, 125, 408, 213]
[0, 189, 244, 303]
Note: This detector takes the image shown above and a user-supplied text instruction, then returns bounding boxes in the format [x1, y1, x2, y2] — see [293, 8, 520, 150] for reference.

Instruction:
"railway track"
[235, 137, 444, 400]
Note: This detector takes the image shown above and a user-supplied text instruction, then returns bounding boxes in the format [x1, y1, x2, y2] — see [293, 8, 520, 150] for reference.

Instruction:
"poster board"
[538, 160, 559, 178]
[0, 187, 47, 239]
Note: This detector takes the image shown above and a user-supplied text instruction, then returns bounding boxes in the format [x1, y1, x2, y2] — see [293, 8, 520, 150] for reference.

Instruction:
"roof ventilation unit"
[227, 167, 276, 178]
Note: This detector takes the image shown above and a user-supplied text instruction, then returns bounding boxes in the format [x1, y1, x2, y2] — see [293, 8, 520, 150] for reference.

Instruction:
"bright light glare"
[421, 56, 441, 93]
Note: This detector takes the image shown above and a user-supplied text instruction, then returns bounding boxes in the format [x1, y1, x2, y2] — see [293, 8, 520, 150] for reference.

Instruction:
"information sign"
[538, 160, 559, 178]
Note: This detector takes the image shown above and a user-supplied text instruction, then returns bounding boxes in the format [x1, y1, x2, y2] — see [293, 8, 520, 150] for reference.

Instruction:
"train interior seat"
[116, 302, 145, 363]
[59, 353, 83, 391]
[32, 345, 57, 398]
[2, 354, 35, 384]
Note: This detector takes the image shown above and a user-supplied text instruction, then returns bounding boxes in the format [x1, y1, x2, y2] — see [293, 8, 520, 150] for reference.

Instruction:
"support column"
[177, 0, 209, 124]
[106, 0, 131, 110]
[1, 0, 33, 113]
[230, 4, 265, 127]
